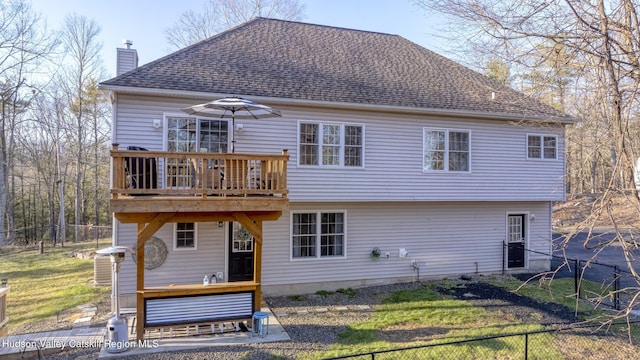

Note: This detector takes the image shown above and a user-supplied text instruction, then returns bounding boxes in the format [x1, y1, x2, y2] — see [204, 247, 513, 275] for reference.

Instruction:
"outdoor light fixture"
[152, 119, 162, 128]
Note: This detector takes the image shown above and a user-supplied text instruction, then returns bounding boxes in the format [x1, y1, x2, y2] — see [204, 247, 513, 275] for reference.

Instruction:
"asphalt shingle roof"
[101, 18, 569, 120]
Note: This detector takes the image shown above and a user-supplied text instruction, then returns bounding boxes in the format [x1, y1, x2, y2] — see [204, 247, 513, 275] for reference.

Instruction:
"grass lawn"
[0, 239, 112, 332]
[309, 279, 640, 360]
[2, 242, 639, 359]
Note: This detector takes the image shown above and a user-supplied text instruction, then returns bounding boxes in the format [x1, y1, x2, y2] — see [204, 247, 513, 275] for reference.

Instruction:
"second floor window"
[298, 122, 364, 167]
[166, 117, 228, 153]
[423, 128, 470, 172]
[527, 134, 557, 159]
[165, 116, 229, 188]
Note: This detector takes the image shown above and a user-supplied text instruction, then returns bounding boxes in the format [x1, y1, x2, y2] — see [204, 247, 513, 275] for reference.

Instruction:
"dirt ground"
[553, 194, 640, 231]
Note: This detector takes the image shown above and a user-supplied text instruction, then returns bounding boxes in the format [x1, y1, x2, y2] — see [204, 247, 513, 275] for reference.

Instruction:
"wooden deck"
[111, 146, 289, 210]
[110, 147, 290, 341]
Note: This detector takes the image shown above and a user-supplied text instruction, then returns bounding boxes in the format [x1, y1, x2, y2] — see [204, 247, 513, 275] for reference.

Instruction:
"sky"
[29, 0, 449, 80]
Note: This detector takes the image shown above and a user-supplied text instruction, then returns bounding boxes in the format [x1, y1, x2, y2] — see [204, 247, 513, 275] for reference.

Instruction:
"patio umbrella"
[181, 97, 282, 153]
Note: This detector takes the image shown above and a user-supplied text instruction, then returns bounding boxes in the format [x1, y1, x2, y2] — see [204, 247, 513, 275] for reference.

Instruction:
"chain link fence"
[323, 322, 640, 359]
[549, 254, 636, 310]
[5, 224, 112, 246]
[504, 244, 637, 311]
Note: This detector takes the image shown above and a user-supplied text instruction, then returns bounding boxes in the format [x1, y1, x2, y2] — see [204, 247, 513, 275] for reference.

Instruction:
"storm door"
[507, 214, 526, 268]
[227, 222, 254, 282]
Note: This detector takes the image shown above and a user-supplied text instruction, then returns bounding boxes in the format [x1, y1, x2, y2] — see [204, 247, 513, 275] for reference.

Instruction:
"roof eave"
[98, 84, 575, 125]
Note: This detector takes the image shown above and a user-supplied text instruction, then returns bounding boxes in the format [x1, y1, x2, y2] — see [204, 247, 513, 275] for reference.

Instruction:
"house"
[99, 18, 572, 340]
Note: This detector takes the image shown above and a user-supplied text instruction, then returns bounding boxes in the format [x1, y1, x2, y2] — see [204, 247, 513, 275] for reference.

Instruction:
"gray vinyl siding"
[113, 95, 566, 202]
[112, 94, 559, 297]
[261, 201, 550, 287]
[117, 221, 226, 295]
[116, 48, 138, 76]
[116, 201, 550, 298]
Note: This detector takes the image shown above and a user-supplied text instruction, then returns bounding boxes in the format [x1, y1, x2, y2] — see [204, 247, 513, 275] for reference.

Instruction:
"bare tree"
[18, 90, 60, 245]
[166, 0, 306, 49]
[415, 0, 640, 321]
[0, 0, 55, 245]
[58, 13, 104, 243]
[82, 77, 110, 245]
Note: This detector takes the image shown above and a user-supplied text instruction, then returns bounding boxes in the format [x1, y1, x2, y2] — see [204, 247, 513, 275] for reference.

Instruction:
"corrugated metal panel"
[145, 292, 253, 327]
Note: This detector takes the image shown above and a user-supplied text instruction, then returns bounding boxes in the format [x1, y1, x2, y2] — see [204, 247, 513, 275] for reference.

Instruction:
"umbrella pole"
[231, 113, 236, 153]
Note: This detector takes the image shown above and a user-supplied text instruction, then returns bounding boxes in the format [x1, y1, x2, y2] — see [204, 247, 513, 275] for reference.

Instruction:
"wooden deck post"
[136, 223, 145, 342]
[112, 144, 122, 199]
[134, 213, 175, 341]
[281, 149, 288, 197]
[253, 220, 263, 311]
[232, 213, 263, 312]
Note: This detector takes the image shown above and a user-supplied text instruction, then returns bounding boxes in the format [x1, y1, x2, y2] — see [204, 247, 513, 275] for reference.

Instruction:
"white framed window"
[164, 116, 229, 188]
[527, 134, 557, 159]
[298, 122, 364, 167]
[291, 211, 346, 259]
[174, 222, 197, 250]
[165, 116, 229, 153]
[423, 128, 470, 172]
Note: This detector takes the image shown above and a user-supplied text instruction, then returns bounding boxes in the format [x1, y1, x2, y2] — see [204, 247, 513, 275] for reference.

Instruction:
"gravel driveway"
[47, 279, 579, 360]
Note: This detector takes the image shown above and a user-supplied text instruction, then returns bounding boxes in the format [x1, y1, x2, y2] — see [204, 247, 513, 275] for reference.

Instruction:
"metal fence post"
[614, 265, 620, 310]
[573, 260, 580, 299]
[502, 242, 506, 275]
[574, 259, 580, 299]
[524, 333, 529, 360]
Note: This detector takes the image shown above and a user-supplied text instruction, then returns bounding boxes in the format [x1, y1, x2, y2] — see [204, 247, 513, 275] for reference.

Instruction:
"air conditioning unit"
[94, 255, 112, 286]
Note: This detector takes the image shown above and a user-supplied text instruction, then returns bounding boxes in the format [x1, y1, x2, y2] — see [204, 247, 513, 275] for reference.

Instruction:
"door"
[507, 214, 526, 268]
[165, 117, 229, 188]
[228, 222, 254, 282]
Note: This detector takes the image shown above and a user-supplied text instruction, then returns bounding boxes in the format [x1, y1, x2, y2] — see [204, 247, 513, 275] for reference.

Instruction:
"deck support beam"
[132, 211, 273, 341]
[135, 212, 175, 341]
[232, 213, 264, 311]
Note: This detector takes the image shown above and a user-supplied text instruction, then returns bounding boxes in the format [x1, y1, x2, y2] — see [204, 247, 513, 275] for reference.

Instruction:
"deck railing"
[0, 286, 9, 336]
[111, 145, 288, 198]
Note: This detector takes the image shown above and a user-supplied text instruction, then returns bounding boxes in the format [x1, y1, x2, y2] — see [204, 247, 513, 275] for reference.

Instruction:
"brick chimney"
[116, 40, 138, 76]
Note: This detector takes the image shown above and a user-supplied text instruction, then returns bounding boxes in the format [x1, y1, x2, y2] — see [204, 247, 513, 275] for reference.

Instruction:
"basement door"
[507, 214, 526, 268]
[228, 222, 254, 282]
